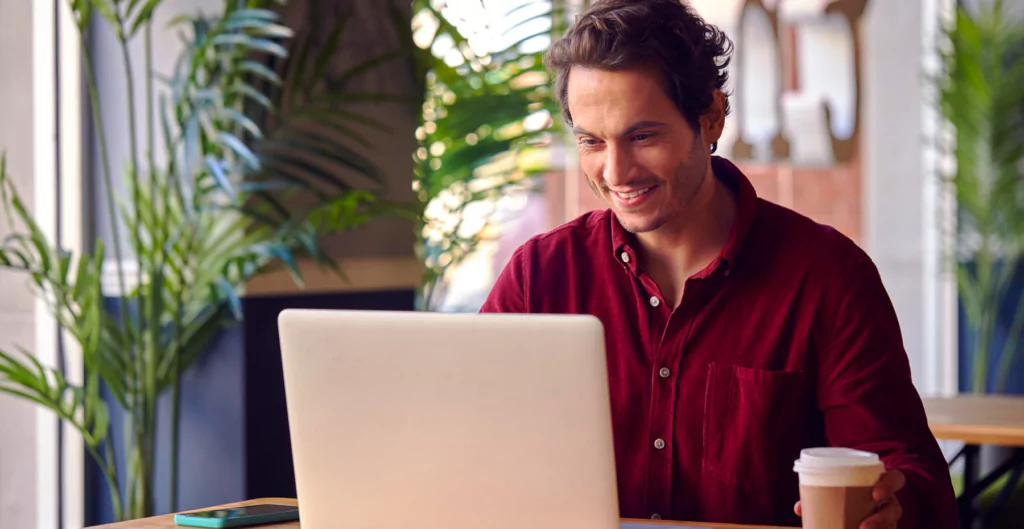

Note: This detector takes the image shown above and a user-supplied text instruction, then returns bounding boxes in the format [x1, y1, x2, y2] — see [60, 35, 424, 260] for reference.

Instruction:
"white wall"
[0, 0, 37, 527]
[863, 0, 957, 396]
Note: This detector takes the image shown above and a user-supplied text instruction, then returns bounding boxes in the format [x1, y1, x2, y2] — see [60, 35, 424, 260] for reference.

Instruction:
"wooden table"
[923, 395, 1024, 529]
[88, 498, 789, 529]
[98, 396, 1024, 529]
[924, 395, 1024, 447]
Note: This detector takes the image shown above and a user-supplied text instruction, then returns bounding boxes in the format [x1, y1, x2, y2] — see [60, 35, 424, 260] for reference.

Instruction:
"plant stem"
[78, 21, 140, 519]
[146, 22, 156, 195]
[170, 344, 181, 512]
[128, 438, 147, 518]
[974, 304, 991, 394]
[144, 419, 156, 516]
[117, 34, 144, 303]
[123, 409, 136, 518]
[86, 445, 121, 521]
[95, 441, 125, 522]
[996, 262, 1024, 392]
[145, 15, 183, 512]
[167, 214, 199, 517]
[77, 18, 136, 379]
[167, 132, 196, 515]
[117, 21, 155, 515]
[128, 424, 155, 519]
[975, 270, 1000, 394]
[143, 19, 163, 517]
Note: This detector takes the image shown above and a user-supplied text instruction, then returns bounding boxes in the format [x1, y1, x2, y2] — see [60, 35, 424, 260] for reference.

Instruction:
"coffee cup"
[793, 448, 884, 529]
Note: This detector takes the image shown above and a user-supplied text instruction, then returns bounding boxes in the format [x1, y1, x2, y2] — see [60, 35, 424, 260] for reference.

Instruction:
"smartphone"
[173, 504, 299, 528]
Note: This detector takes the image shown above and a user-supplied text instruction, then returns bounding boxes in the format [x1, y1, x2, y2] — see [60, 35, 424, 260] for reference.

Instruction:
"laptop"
[277, 309, 622, 529]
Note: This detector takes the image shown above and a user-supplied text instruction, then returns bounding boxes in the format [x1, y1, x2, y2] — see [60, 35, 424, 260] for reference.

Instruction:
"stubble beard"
[590, 151, 709, 236]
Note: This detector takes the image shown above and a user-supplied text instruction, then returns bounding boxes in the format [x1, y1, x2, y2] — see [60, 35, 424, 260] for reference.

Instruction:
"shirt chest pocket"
[701, 362, 808, 491]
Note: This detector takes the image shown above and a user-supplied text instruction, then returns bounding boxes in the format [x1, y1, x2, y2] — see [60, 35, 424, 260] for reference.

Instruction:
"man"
[480, 1, 958, 527]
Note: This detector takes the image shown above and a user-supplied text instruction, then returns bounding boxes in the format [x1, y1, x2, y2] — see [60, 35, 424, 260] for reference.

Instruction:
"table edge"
[930, 425, 1024, 447]
[87, 498, 792, 529]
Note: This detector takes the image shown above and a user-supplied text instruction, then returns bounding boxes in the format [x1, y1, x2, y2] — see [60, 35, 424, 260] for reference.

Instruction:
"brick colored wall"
[737, 157, 862, 245]
[550, 156, 863, 246]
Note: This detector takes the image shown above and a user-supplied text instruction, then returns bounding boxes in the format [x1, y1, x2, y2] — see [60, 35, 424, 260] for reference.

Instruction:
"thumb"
[794, 501, 802, 517]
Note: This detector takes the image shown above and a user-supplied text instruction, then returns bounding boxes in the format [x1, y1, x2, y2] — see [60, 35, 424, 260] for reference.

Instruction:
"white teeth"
[615, 187, 651, 200]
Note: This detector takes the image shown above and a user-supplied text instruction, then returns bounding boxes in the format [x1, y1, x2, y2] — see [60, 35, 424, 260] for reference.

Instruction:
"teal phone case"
[173, 506, 299, 527]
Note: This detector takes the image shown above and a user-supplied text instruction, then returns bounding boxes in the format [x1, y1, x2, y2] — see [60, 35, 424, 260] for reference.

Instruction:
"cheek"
[638, 147, 684, 181]
[578, 152, 605, 183]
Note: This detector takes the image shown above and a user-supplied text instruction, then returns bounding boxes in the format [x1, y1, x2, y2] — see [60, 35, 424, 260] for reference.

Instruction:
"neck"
[635, 163, 736, 305]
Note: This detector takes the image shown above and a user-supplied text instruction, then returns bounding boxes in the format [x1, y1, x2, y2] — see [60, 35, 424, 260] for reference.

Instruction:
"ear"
[699, 90, 727, 147]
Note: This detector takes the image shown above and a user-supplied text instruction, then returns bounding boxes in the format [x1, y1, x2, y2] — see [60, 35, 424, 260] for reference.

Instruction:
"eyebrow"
[572, 120, 667, 137]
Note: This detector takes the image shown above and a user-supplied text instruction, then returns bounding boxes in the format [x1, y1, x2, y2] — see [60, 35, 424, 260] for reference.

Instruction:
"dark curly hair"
[545, 0, 733, 130]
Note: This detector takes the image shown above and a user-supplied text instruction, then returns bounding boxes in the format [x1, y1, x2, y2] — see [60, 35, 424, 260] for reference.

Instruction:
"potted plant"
[406, 0, 564, 311]
[0, 0, 397, 520]
[938, 0, 1024, 395]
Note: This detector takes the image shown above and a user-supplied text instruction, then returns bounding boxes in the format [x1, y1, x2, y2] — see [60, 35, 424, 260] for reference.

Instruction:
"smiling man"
[479, 1, 957, 528]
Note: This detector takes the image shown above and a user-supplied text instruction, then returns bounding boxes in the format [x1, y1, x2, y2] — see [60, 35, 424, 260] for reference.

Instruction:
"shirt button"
[651, 514, 662, 520]
[649, 296, 661, 307]
[659, 367, 671, 378]
[654, 438, 666, 450]
[620, 252, 630, 263]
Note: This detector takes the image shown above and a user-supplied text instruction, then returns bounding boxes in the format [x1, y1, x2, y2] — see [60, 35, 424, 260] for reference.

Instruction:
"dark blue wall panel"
[958, 262, 1024, 395]
[86, 289, 414, 525]
[242, 289, 415, 500]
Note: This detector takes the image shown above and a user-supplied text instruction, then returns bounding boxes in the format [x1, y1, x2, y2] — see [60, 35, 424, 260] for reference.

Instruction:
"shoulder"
[753, 198, 872, 272]
[748, 200, 900, 349]
[750, 199, 881, 311]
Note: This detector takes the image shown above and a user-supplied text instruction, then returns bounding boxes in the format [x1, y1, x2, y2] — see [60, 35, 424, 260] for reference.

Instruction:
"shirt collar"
[610, 156, 757, 278]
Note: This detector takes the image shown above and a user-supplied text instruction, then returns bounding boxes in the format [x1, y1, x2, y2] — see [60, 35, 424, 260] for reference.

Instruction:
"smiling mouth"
[614, 187, 653, 200]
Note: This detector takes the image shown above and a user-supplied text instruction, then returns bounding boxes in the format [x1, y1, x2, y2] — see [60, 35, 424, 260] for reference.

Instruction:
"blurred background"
[0, 0, 1022, 527]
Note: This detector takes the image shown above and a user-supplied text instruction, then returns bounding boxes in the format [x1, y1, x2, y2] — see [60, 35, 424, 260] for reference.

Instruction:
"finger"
[859, 500, 903, 529]
[873, 470, 907, 501]
[794, 501, 802, 517]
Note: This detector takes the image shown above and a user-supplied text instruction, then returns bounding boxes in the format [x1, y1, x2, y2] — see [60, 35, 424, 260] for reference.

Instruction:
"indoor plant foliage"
[939, 0, 1024, 394]
[244, 0, 411, 204]
[0, 0, 384, 521]
[407, 0, 564, 310]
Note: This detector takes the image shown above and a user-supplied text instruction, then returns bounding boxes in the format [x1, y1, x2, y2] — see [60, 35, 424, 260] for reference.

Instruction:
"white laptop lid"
[278, 309, 621, 529]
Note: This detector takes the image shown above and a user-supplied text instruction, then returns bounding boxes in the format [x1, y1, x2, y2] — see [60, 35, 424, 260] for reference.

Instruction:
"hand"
[793, 470, 906, 529]
[861, 470, 906, 529]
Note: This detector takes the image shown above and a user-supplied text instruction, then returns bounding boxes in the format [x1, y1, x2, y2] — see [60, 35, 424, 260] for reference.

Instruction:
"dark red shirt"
[480, 157, 957, 527]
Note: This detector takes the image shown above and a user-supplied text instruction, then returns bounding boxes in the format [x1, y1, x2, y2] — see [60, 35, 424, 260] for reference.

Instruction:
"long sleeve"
[817, 257, 958, 528]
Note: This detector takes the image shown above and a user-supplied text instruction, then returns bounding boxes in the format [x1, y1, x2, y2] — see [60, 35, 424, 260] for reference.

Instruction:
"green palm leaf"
[128, 0, 163, 36]
[409, 0, 561, 309]
[308, 7, 355, 88]
[940, 1, 1024, 392]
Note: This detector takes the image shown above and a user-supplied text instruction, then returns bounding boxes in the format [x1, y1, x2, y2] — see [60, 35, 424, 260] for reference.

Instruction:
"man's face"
[567, 66, 719, 234]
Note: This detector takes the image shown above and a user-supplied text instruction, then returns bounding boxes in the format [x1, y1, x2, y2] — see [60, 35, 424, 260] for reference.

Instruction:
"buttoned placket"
[647, 284, 684, 520]
[626, 249, 730, 521]
[618, 245, 681, 520]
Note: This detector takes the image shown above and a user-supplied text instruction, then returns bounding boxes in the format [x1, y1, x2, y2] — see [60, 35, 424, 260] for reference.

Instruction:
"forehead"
[566, 66, 685, 132]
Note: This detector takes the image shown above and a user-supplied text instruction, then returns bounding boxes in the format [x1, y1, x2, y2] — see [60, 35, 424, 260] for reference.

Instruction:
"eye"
[578, 137, 601, 147]
[632, 133, 653, 142]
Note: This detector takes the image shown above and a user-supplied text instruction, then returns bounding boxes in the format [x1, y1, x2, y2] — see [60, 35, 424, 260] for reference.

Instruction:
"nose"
[602, 144, 634, 188]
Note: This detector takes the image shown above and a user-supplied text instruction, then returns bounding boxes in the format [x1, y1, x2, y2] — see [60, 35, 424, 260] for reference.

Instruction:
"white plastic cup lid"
[793, 448, 885, 487]
[793, 447, 881, 473]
